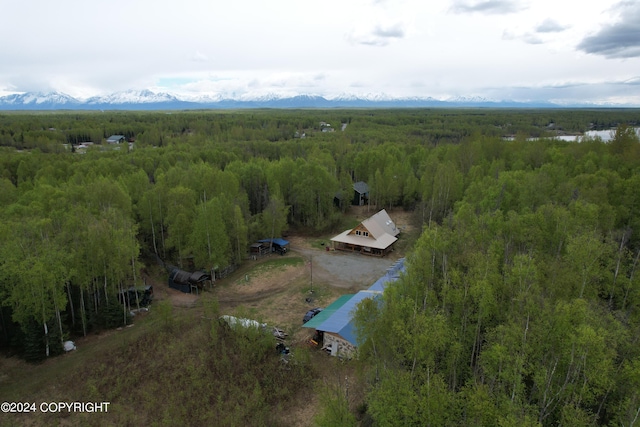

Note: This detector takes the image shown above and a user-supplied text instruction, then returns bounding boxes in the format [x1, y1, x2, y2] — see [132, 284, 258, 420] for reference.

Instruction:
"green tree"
[165, 186, 196, 267]
[190, 197, 231, 270]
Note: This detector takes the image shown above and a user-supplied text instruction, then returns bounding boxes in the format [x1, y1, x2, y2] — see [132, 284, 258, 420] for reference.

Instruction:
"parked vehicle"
[303, 307, 323, 324]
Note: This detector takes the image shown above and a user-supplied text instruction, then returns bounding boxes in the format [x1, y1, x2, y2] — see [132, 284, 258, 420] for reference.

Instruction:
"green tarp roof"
[302, 294, 354, 329]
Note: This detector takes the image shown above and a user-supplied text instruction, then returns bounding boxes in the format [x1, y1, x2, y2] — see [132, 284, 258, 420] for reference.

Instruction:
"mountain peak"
[1, 91, 80, 106]
[85, 89, 178, 104]
[0, 89, 634, 110]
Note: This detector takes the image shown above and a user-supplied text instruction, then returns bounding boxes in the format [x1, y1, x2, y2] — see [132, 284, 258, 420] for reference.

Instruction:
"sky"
[2, 0, 640, 104]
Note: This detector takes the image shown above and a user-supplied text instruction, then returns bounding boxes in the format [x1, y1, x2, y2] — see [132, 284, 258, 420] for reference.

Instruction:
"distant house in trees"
[330, 209, 399, 256]
[303, 258, 406, 357]
[168, 268, 211, 293]
[333, 191, 345, 210]
[106, 135, 126, 144]
[319, 121, 334, 132]
[352, 181, 369, 206]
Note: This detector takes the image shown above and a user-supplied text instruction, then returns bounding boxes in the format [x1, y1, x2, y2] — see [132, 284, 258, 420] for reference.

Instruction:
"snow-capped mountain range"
[0, 89, 606, 110]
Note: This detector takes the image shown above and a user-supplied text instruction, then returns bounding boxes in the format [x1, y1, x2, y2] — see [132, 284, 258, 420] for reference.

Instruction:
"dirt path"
[215, 264, 307, 307]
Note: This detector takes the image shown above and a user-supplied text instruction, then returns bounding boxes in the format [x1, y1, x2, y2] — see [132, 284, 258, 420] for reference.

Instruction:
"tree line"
[1, 108, 639, 151]
[353, 124, 640, 426]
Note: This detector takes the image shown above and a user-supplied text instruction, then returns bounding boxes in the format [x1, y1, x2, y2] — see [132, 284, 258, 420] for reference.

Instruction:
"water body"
[505, 128, 640, 142]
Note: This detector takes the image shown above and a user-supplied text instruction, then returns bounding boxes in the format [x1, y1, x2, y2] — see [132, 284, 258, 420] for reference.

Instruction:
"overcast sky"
[2, 0, 640, 104]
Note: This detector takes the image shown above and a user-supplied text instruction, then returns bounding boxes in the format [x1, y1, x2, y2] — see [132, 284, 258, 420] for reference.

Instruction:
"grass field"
[0, 254, 354, 427]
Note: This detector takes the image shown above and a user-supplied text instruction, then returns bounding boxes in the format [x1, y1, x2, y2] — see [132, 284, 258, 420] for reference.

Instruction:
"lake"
[504, 127, 640, 142]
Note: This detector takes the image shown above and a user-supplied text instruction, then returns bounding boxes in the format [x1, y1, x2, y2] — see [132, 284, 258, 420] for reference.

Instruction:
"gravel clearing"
[289, 244, 401, 289]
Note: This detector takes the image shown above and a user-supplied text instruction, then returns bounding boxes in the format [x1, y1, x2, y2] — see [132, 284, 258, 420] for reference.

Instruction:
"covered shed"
[312, 291, 381, 357]
[305, 258, 406, 358]
[352, 181, 369, 206]
[168, 268, 211, 293]
[258, 238, 290, 255]
[106, 135, 126, 144]
[250, 242, 270, 256]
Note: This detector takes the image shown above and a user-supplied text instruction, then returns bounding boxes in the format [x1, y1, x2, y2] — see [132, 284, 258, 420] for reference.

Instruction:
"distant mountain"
[0, 92, 81, 109]
[0, 90, 611, 110]
[85, 89, 179, 105]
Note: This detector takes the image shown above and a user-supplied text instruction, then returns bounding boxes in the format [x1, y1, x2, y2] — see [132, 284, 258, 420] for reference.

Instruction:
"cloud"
[577, 2, 640, 58]
[372, 23, 406, 38]
[547, 77, 640, 90]
[191, 51, 209, 62]
[521, 34, 543, 44]
[480, 77, 640, 105]
[535, 18, 568, 33]
[347, 22, 407, 46]
[502, 30, 542, 45]
[503, 18, 568, 45]
[450, 0, 527, 14]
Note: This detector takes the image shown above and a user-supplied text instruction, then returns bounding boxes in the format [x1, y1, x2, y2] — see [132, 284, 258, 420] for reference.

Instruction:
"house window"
[363, 231, 369, 237]
[355, 230, 361, 236]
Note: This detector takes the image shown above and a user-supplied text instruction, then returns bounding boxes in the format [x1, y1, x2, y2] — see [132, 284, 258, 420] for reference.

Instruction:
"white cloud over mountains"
[0, 0, 638, 105]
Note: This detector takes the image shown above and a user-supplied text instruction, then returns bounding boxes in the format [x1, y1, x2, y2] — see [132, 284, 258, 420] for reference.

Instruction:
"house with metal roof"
[106, 135, 126, 144]
[330, 209, 400, 257]
[352, 181, 369, 206]
[303, 294, 354, 330]
[303, 258, 406, 357]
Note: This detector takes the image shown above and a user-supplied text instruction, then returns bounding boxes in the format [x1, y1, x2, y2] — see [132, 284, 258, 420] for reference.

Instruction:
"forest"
[1, 108, 640, 425]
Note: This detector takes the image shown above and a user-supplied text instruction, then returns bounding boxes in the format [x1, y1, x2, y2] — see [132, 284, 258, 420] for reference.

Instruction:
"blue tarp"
[258, 238, 289, 247]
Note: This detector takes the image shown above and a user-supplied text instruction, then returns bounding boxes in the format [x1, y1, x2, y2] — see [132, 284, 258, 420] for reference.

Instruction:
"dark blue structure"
[258, 238, 290, 254]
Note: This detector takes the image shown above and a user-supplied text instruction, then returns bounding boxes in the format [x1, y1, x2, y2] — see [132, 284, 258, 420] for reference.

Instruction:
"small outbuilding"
[168, 268, 211, 293]
[250, 242, 270, 256]
[258, 238, 290, 255]
[333, 191, 345, 210]
[106, 135, 126, 144]
[352, 181, 369, 206]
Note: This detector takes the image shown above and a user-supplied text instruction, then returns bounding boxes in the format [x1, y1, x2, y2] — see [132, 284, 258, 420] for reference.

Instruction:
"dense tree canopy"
[0, 109, 639, 425]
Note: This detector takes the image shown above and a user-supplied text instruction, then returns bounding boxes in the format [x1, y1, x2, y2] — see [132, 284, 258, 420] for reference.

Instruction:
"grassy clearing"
[244, 255, 303, 274]
[0, 255, 329, 426]
[231, 256, 303, 285]
[1, 305, 317, 426]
